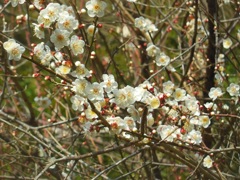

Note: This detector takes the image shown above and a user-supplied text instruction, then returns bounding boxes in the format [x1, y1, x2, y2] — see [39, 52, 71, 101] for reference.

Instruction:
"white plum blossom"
[208, 87, 223, 101]
[87, 25, 97, 36]
[56, 65, 71, 75]
[185, 95, 200, 116]
[226, 83, 239, 96]
[135, 16, 158, 32]
[60, 4, 75, 16]
[106, 116, 127, 133]
[33, 23, 45, 39]
[204, 102, 217, 111]
[203, 155, 213, 168]
[217, 54, 225, 63]
[222, 104, 229, 110]
[155, 53, 170, 67]
[3, 39, 25, 61]
[41, 3, 60, 22]
[85, 102, 101, 119]
[127, 105, 140, 121]
[70, 35, 85, 56]
[33, 42, 45, 59]
[100, 74, 118, 93]
[173, 88, 186, 101]
[199, 116, 211, 128]
[223, 37, 232, 49]
[157, 125, 177, 142]
[57, 12, 79, 32]
[146, 43, 160, 57]
[190, 117, 200, 126]
[10, 0, 25, 7]
[146, 95, 160, 110]
[37, 15, 52, 28]
[71, 61, 90, 79]
[70, 95, 86, 111]
[134, 85, 148, 102]
[86, 0, 107, 17]
[215, 72, 224, 84]
[33, 0, 45, 9]
[71, 79, 90, 96]
[186, 129, 202, 144]
[86, 82, 104, 101]
[34, 43, 53, 65]
[147, 113, 154, 127]
[135, 17, 147, 30]
[163, 81, 175, 94]
[50, 29, 71, 50]
[124, 116, 136, 130]
[111, 86, 136, 109]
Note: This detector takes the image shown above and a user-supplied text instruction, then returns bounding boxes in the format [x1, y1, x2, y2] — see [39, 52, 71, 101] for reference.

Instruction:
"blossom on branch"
[3, 39, 25, 61]
[155, 53, 170, 67]
[135, 16, 158, 32]
[223, 37, 232, 49]
[86, 0, 107, 17]
[203, 155, 213, 168]
[70, 35, 85, 56]
[50, 29, 71, 50]
[208, 87, 223, 101]
[227, 83, 240, 97]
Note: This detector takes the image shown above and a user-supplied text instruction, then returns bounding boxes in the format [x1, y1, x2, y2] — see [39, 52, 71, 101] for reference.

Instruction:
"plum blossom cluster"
[31, 2, 87, 75]
[135, 16, 158, 32]
[70, 68, 213, 145]
[146, 42, 174, 69]
[4, 1, 236, 147]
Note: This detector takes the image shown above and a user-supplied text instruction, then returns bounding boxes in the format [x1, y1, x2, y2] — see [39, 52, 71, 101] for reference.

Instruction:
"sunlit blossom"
[101, 74, 118, 93]
[186, 129, 202, 144]
[3, 39, 25, 61]
[70, 35, 85, 56]
[163, 81, 175, 94]
[173, 88, 186, 101]
[71, 61, 90, 79]
[203, 155, 213, 168]
[33, 23, 45, 39]
[71, 79, 90, 96]
[86, 82, 104, 101]
[155, 53, 170, 66]
[227, 83, 240, 96]
[157, 125, 177, 142]
[57, 12, 79, 32]
[56, 65, 71, 75]
[70, 95, 86, 111]
[135, 16, 158, 32]
[86, 0, 107, 17]
[146, 43, 160, 57]
[223, 37, 232, 49]
[50, 29, 70, 50]
[199, 116, 211, 128]
[87, 25, 98, 36]
[208, 87, 223, 101]
[41, 3, 60, 22]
